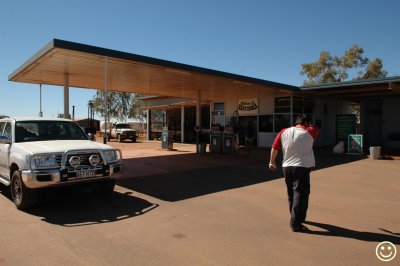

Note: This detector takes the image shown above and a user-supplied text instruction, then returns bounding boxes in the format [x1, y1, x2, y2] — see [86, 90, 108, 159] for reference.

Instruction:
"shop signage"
[238, 98, 258, 115]
[336, 114, 356, 141]
[348, 134, 363, 154]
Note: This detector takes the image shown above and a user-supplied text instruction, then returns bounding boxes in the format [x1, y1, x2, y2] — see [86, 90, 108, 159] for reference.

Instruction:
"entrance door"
[238, 116, 257, 146]
[366, 99, 383, 146]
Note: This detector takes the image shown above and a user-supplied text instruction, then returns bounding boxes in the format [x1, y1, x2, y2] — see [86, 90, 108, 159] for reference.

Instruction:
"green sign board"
[336, 114, 356, 141]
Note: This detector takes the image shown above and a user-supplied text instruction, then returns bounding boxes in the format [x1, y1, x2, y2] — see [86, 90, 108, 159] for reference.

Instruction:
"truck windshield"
[116, 124, 131, 129]
[15, 121, 88, 142]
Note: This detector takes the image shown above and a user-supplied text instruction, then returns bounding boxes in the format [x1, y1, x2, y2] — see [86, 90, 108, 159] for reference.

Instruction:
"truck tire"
[10, 171, 38, 210]
[131, 137, 136, 143]
[91, 179, 115, 196]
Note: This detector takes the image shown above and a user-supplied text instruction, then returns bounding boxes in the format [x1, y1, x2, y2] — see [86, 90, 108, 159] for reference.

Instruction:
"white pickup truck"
[108, 122, 137, 143]
[0, 117, 123, 210]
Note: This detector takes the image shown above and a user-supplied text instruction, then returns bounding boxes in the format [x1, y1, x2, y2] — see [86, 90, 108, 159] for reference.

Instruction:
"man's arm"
[306, 125, 320, 140]
[269, 148, 279, 172]
[269, 129, 285, 172]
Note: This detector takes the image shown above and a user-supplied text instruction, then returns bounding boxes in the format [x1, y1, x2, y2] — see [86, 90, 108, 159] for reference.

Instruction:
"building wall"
[187, 89, 400, 149]
[259, 96, 275, 114]
[225, 101, 238, 117]
[314, 95, 400, 149]
[383, 96, 400, 148]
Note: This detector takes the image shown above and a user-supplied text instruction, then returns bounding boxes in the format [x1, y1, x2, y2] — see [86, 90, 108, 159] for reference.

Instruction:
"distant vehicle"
[108, 122, 137, 143]
[0, 117, 123, 210]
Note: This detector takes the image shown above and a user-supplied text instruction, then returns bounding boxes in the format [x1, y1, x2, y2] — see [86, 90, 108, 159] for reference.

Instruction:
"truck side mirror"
[87, 133, 96, 141]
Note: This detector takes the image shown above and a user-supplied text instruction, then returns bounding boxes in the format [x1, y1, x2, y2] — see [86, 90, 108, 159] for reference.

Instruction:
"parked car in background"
[108, 122, 137, 143]
[0, 117, 123, 210]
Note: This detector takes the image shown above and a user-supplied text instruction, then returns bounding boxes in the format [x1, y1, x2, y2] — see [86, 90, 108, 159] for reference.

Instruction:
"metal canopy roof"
[9, 39, 298, 102]
[300, 76, 400, 98]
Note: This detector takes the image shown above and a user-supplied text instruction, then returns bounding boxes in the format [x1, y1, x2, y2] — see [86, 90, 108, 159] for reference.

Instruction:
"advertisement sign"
[238, 98, 258, 115]
[348, 134, 363, 154]
[336, 114, 356, 141]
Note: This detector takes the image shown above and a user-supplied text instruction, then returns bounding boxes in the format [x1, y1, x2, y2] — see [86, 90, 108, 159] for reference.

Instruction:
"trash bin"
[369, 146, 381, 159]
[161, 127, 173, 150]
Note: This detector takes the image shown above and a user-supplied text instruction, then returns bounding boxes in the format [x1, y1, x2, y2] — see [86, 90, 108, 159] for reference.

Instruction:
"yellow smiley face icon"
[376, 241, 397, 262]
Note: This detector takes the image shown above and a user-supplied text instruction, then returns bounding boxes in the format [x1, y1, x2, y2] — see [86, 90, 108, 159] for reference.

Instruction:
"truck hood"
[118, 129, 136, 132]
[15, 140, 114, 154]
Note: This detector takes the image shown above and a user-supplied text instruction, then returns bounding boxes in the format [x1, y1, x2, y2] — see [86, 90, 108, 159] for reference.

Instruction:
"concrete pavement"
[0, 140, 399, 265]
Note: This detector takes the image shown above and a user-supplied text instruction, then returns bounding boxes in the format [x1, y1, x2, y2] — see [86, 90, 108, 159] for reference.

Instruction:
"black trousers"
[283, 166, 311, 229]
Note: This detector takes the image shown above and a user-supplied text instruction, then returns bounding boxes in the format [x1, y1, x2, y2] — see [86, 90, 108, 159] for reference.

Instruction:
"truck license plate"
[77, 170, 96, 179]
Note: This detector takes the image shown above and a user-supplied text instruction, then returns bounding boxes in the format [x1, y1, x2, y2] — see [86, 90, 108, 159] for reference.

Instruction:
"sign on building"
[238, 98, 258, 115]
[336, 114, 356, 141]
[348, 134, 363, 154]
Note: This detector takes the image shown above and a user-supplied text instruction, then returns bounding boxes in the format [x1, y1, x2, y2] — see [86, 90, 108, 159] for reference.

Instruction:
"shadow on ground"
[311, 148, 369, 170]
[0, 147, 369, 223]
[119, 159, 275, 202]
[0, 184, 158, 226]
[118, 148, 367, 202]
[305, 221, 400, 244]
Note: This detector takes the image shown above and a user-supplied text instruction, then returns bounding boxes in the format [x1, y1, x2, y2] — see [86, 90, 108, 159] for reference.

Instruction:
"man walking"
[269, 114, 319, 232]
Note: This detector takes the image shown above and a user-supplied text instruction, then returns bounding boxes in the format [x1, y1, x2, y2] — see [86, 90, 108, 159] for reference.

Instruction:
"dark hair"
[295, 114, 310, 125]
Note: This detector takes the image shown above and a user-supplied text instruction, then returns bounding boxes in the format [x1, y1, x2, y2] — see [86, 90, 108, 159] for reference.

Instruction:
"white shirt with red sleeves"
[272, 125, 319, 168]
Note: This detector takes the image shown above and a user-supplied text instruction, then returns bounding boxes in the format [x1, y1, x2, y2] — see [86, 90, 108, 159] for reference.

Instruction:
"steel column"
[103, 56, 108, 143]
[181, 105, 185, 143]
[64, 74, 70, 119]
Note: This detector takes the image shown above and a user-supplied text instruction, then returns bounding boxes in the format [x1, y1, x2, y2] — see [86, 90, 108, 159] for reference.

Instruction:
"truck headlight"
[103, 150, 117, 163]
[30, 154, 58, 169]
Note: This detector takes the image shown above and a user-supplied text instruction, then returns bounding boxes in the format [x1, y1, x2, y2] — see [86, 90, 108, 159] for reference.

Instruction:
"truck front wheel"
[10, 171, 38, 210]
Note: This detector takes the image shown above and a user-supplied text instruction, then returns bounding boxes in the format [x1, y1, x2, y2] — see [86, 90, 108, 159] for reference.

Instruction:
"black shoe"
[291, 225, 309, 232]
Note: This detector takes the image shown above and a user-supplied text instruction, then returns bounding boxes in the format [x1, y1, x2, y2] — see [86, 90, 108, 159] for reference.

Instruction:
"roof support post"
[196, 90, 201, 153]
[64, 73, 70, 119]
[103, 56, 108, 144]
[146, 109, 151, 141]
[181, 105, 185, 143]
[39, 83, 43, 117]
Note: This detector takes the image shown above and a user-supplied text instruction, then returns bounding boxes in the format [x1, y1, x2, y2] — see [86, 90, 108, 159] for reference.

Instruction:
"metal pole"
[87, 103, 90, 129]
[103, 56, 108, 144]
[181, 105, 185, 143]
[64, 74, 70, 119]
[146, 109, 151, 141]
[39, 84, 43, 117]
[196, 90, 201, 153]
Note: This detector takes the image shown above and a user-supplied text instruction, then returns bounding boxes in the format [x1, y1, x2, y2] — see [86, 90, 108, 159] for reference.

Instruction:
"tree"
[91, 91, 147, 122]
[359, 58, 387, 80]
[301, 44, 387, 86]
[128, 93, 147, 122]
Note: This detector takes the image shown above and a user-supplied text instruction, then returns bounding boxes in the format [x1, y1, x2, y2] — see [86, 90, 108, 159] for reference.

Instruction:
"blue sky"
[1, 0, 399, 119]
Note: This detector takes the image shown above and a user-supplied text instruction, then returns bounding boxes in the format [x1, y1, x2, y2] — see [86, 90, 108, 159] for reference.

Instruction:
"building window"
[259, 115, 273, 132]
[274, 114, 291, 132]
[212, 102, 225, 126]
[273, 96, 314, 132]
[274, 97, 291, 113]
